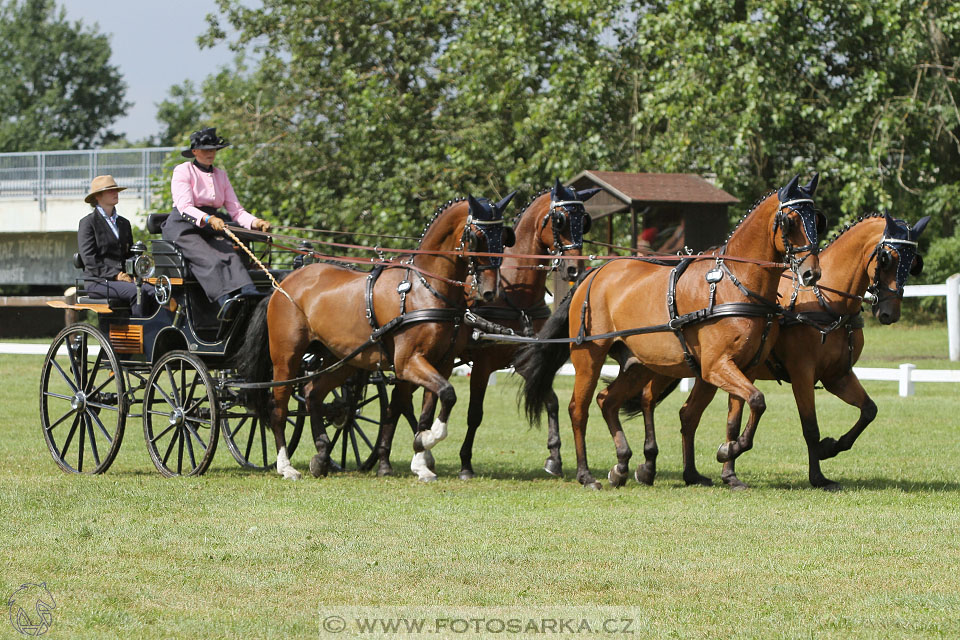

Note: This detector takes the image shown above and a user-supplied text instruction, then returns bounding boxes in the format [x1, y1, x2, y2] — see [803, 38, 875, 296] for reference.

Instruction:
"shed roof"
[569, 170, 739, 206]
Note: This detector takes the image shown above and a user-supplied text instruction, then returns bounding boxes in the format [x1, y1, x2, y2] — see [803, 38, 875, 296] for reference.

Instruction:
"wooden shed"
[567, 171, 739, 253]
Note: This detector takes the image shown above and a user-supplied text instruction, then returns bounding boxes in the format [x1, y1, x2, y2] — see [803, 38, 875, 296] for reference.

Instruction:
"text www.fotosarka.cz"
[319, 607, 639, 638]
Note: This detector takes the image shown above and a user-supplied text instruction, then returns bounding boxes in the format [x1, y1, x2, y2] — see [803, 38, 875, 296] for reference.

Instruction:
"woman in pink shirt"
[161, 127, 271, 318]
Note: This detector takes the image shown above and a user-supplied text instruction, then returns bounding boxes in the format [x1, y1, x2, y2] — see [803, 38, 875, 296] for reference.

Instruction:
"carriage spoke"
[340, 427, 348, 469]
[183, 425, 198, 469]
[77, 411, 86, 472]
[349, 424, 362, 464]
[329, 426, 343, 448]
[182, 370, 200, 412]
[165, 363, 182, 407]
[50, 358, 79, 393]
[177, 426, 185, 474]
[150, 381, 176, 409]
[161, 426, 179, 465]
[60, 414, 81, 458]
[260, 419, 268, 467]
[184, 415, 212, 427]
[183, 421, 208, 451]
[46, 407, 77, 432]
[84, 349, 105, 394]
[243, 418, 257, 461]
[229, 415, 250, 439]
[88, 408, 113, 443]
[86, 401, 120, 413]
[84, 413, 102, 467]
[89, 373, 117, 398]
[44, 391, 75, 402]
[353, 422, 375, 449]
[355, 414, 379, 425]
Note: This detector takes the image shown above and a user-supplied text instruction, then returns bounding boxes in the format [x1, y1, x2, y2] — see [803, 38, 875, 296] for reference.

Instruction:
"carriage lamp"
[126, 241, 156, 280]
[293, 240, 315, 269]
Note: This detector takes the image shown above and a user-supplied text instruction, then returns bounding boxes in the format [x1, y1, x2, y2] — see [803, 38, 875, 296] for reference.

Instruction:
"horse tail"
[514, 284, 580, 426]
[234, 296, 273, 420]
[620, 378, 682, 419]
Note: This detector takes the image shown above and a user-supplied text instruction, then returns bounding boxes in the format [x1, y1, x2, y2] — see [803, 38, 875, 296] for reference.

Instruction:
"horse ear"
[576, 187, 602, 202]
[912, 215, 931, 239]
[779, 175, 800, 201]
[883, 210, 898, 235]
[496, 190, 517, 214]
[467, 194, 482, 215]
[551, 177, 564, 198]
[803, 172, 819, 196]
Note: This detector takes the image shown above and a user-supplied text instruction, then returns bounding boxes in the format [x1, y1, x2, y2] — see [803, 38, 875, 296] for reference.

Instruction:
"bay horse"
[236, 194, 515, 480]
[694, 212, 931, 489]
[515, 175, 825, 489]
[373, 180, 600, 479]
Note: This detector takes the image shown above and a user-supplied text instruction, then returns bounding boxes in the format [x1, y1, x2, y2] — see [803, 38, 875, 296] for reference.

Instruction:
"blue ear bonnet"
[777, 176, 822, 247]
[468, 197, 508, 268]
[883, 216, 920, 289]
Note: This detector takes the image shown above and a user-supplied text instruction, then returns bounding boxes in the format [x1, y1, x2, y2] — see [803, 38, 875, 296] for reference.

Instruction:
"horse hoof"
[817, 437, 840, 460]
[583, 481, 602, 491]
[424, 450, 436, 473]
[458, 469, 475, 481]
[608, 467, 627, 488]
[377, 464, 394, 478]
[309, 454, 329, 478]
[543, 458, 563, 478]
[722, 474, 748, 491]
[683, 473, 713, 487]
[417, 472, 437, 483]
[812, 477, 842, 492]
[281, 466, 302, 481]
[634, 466, 655, 486]
[716, 442, 734, 463]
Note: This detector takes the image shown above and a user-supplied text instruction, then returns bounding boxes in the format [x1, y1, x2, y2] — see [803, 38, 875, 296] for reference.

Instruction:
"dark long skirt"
[85, 279, 157, 317]
[161, 209, 253, 302]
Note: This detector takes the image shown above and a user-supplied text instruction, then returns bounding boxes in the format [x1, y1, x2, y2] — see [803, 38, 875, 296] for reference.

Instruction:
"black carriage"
[40, 214, 390, 477]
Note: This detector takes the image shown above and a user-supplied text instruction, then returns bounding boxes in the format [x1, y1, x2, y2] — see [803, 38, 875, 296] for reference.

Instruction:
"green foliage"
[0, 0, 129, 151]
[149, 1, 958, 253]
[152, 80, 206, 147]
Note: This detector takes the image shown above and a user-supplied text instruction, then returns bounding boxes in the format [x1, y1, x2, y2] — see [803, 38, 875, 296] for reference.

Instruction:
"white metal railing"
[0, 147, 175, 211]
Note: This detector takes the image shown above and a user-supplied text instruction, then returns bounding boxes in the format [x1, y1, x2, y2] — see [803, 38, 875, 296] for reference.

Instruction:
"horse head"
[866, 212, 931, 324]
[536, 179, 601, 281]
[775, 173, 826, 286]
[466, 192, 516, 302]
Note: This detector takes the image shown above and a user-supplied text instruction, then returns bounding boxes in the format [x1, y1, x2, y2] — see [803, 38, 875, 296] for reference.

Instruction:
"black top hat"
[181, 127, 231, 158]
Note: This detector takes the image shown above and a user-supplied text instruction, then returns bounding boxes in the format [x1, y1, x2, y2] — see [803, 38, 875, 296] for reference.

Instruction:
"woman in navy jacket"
[78, 175, 155, 316]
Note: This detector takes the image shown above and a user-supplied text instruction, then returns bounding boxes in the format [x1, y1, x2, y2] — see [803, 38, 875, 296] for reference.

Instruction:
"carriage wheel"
[325, 372, 389, 472]
[142, 351, 219, 477]
[220, 386, 305, 470]
[39, 323, 126, 474]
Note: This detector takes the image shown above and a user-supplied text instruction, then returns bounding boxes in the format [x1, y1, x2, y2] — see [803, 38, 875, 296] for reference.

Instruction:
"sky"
[59, 0, 240, 143]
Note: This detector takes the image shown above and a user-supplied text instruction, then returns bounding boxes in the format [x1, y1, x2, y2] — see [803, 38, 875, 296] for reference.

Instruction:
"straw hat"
[181, 127, 231, 158]
[84, 175, 127, 205]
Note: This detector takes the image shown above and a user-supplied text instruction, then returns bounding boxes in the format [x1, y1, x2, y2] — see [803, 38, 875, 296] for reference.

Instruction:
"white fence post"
[948, 273, 959, 362]
[898, 363, 916, 397]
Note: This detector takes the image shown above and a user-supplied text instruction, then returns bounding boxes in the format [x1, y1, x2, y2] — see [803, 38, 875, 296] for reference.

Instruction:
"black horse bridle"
[773, 196, 824, 275]
[541, 198, 591, 269]
[863, 234, 921, 305]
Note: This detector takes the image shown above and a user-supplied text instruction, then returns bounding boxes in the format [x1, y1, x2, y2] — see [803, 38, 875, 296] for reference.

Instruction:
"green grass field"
[1, 323, 959, 638]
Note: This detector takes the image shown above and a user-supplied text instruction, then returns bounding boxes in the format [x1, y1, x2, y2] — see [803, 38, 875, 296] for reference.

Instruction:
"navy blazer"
[77, 209, 134, 280]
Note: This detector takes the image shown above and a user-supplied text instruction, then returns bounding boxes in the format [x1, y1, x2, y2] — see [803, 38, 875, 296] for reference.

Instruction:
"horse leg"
[678, 379, 719, 487]
[375, 381, 414, 477]
[269, 381, 301, 480]
[543, 389, 563, 477]
[568, 345, 606, 490]
[704, 360, 765, 465]
[634, 374, 678, 486]
[305, 371, 351, 478]
[399, 355, 456, 482]
[458, 361, 491, 480]
[596, 366, 648, 488]
[813, 372, 876, 489]
[719, 395, 747, 490]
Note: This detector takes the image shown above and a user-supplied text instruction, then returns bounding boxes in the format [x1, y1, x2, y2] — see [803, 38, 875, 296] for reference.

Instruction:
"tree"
[153, 80, 206, 147]
[0, 0, 130, 151]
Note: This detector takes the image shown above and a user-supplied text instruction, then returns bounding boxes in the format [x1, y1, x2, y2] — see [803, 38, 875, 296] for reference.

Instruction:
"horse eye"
[815, 212, 827, 236]
[910, 254, 923, 277]
[582, 214, 592, 234]
[878, 250, 891, 269]
[553, 211, 567, 228]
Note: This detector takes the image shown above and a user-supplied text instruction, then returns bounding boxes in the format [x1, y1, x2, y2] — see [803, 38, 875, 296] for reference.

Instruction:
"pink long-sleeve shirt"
[171, 161, 256, 229]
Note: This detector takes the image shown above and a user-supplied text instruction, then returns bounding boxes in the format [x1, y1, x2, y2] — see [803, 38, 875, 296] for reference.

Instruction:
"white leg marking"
[276, 446, 301, 480]
[410, 452, 437, 482]
[419, 419, 448, 450]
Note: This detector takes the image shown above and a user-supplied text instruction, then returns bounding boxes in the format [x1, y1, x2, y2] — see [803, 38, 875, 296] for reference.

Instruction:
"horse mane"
[721, 189, 777, 246]
[513, 188, 551, 227]
[416, 197, 467, 248]
[819, 212, 884, 252]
